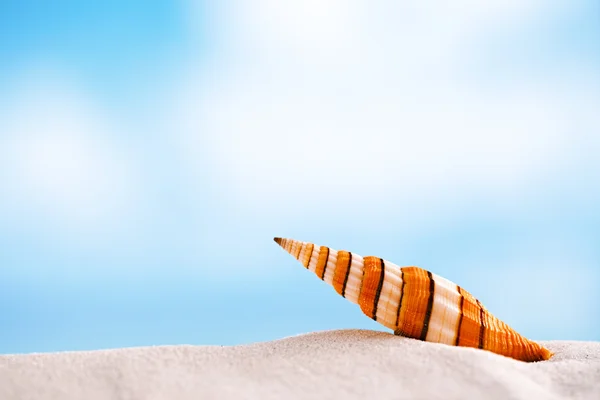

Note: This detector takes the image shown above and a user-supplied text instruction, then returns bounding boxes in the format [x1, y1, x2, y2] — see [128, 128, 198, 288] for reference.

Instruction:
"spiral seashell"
[274, 237, 553, 362]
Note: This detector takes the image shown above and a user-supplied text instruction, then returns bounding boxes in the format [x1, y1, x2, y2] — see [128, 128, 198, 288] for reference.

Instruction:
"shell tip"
[273, 237, 282, 245]
[540, 346, 554, 361]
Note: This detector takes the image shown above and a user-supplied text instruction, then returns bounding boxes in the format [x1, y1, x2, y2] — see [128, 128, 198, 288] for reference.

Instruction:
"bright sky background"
[1, 0, 599, 354]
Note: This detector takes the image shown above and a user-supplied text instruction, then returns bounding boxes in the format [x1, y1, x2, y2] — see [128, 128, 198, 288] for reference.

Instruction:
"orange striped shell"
[274, 237, 553, 362]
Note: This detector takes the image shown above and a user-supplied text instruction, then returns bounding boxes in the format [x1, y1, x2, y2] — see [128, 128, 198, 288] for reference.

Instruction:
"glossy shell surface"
[275, 237, 553, 362]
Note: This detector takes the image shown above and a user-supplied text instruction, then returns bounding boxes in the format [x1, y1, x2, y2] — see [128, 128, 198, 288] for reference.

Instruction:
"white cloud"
[200, 0, 560, 66]
[0, 69, 140, 235]
[175, 0, 599, 220]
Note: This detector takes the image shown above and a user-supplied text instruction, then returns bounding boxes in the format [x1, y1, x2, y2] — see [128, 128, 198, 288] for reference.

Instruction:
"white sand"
[1, 330, 598, 400]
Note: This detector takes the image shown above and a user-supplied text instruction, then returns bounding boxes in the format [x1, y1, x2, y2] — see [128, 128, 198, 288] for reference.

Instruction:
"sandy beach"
[1, 329, 598, 400]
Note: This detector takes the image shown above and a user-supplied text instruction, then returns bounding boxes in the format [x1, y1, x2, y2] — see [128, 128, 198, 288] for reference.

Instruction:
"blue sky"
[0, 0, 599, 354]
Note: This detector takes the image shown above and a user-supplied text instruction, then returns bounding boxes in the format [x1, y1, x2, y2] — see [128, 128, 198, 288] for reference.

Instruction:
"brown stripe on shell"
[341, 253, 353, 297]
[419, 271, 435, 341]
[454, 286, 465, 346]
[302, 243, 315, 269]
[423, 274, 463, 345]
[456, 287, 482, 348]
[394, 269, 405, 333]
[339, 254, 365, 305]
[476, 299, 486, 349]
[332, 251, 352, 297]
[358, 256, 384, 320]
[373, 258, 386, 321]
[370, 260, 403, 328]
[395, 267, 431, 339]
[315, 246, 330, 280]
[293, 241, 303, 261]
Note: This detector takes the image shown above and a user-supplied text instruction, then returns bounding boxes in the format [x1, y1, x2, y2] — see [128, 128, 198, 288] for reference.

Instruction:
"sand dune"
[1, 330, 599, 400]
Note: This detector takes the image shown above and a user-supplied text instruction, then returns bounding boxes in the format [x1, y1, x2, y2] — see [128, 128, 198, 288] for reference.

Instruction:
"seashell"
[274, 237, 553, 362]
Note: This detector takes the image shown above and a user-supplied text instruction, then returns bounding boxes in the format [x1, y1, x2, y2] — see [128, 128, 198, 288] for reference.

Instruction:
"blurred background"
[0, 0, 599, 354]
